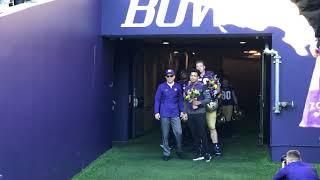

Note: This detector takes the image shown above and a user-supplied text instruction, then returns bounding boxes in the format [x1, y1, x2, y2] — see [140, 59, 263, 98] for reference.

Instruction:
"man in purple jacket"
[154, 69, 185, 161]
[273, 150, 319, 180]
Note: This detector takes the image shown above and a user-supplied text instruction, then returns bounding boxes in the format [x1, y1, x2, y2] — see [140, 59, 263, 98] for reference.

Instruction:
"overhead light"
[174, 51, 179, 54]
[249, 50, 258, 54]
[243, 51, 249, 53]
[240, 41, 247, 44]
[162, 41, 170, 45]
[192, 52, 196, 55]
[253, 52, 261, 56]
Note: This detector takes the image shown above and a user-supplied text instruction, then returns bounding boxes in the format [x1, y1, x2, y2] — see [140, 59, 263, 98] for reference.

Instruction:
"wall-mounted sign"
[121, 0, 213, 27]
[300, 57, 320, 128]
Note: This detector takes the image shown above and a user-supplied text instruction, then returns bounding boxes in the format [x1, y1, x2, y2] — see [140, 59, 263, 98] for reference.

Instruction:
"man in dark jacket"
[184, 68, 212, 162]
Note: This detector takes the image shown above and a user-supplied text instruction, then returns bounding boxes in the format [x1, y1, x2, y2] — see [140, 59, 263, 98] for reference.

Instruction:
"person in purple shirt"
[196, 60, 222, 156]
[184, 68, 212, 162]
[274, 150, 319, 180]
[221, 77, 238, 137]
[154, 69, 185, 161]
[177, 70, 192, 144]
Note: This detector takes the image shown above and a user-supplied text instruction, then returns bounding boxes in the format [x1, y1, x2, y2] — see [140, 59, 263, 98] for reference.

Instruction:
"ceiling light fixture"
[240, 41, 247, 44]
[162, 41, 170, 45]
[249, 50, 258, 54]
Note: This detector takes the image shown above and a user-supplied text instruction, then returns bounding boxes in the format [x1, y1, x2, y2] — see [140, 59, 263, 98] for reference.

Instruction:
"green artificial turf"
[73, 126, 320, 180]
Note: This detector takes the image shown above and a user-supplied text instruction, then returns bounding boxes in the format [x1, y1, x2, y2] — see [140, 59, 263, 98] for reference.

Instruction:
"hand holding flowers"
[206, 75, 221, 98]
[205, 75, 221, 112]
[184, 87, 201, 109]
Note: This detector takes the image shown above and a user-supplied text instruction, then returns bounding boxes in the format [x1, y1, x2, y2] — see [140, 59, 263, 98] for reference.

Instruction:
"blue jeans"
[160, 117, 182, 156]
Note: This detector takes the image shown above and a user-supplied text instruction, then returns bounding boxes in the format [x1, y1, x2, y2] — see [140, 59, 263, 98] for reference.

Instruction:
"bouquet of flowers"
[184, 87, 200, 102]
[206, 75, 221, 98]
[185, 87, 201, 110]
[205, 75, 221, 112]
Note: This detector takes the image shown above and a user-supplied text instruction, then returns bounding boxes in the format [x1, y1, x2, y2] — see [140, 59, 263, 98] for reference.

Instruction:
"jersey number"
[222, 91, 231, 100]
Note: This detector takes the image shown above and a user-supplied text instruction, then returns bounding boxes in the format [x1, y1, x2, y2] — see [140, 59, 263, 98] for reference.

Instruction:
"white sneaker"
[192, 155, 204, 161]
[160, 144, 172, 150]
[205, 155, 212, 162]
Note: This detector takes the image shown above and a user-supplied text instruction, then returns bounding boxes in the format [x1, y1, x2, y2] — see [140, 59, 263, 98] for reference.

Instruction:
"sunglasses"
[166, 75, 174, 78]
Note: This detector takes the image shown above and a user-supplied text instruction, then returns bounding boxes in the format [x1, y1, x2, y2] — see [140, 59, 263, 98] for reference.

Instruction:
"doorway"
[110, 35, 271, 145]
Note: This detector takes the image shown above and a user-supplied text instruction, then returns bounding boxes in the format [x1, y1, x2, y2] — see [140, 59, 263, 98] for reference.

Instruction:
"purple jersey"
[178, 80, 188, 91]
[198, 71, 214, 85]
[222, 86, 235, 106]
[199, 71, 220, 98]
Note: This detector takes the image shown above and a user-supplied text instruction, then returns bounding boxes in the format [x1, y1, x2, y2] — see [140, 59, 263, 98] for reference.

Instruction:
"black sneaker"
[192, 154, 204, 161]
[162, 156, 170, 161]
[214, 144, 222, 157]
[204, 154, 212, 162]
